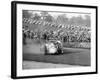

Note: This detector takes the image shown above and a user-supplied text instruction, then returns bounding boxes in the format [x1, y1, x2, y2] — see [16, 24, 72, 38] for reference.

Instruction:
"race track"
[23, 47, 90, 66]
[23, 60, 81, 69]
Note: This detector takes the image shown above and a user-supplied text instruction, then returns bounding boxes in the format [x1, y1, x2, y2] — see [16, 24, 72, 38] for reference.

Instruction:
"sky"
[28, 10, 91, 19]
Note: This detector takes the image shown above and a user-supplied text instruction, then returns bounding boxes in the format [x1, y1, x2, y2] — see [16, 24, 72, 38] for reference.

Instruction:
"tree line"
[23, 10, 91, 27]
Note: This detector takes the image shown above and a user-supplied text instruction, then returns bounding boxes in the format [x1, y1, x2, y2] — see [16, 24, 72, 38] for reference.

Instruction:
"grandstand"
[23, 18, 91, 48]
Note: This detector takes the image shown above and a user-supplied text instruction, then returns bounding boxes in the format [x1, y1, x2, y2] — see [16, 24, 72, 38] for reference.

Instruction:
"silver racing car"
[44, 40, 63, 55]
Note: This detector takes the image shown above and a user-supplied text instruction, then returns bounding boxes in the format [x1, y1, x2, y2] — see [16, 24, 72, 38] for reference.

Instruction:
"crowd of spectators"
[23, 18, 91, 45]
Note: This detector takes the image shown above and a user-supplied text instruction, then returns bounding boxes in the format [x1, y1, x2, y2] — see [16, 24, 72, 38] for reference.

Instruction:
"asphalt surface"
[23, 60, 81, 69]
[23, 47, 90, 67]
[23, 40, 90, 69]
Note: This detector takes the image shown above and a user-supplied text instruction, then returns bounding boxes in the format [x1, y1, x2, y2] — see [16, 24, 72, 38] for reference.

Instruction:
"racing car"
[44, 40, 63, 55]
